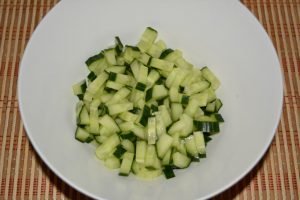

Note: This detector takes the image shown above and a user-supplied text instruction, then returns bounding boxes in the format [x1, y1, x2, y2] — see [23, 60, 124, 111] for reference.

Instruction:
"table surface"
[0, 0, 299, 199]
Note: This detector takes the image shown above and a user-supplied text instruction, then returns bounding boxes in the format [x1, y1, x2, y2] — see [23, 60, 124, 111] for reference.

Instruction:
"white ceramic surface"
[18, 0, 283, 199]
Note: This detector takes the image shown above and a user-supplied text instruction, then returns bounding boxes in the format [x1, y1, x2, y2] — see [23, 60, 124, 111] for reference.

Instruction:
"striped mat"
[0, 0, 299, 199]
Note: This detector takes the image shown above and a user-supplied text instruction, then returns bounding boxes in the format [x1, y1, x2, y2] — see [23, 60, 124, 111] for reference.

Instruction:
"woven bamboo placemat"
[0, 0, 299, 199]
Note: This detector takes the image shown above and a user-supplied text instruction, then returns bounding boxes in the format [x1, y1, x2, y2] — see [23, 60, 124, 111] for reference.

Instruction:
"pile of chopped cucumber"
[72, 27, 224, 179]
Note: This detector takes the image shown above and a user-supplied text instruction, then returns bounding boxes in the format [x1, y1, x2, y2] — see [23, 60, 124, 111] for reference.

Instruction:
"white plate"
[18, 0, 283, 199]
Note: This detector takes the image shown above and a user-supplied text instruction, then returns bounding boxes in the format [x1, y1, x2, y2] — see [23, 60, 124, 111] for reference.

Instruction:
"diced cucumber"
[169, 114, 194, 137]
[175, 57, 193, 70]
[95, 134, 120, 160]
[136, 141, 147, 164]
[181, 69, 201, 87]
[145, 88, 153, 102]
[115, 36, 123, 55]
[194, 131, 206, 155]
[136, 82, 147, 91]
[171, 69, 189, 88]
[89, 99, 101, 134]
[168, 119, 186, 136]
[163, 49, 182, 62]
[100, 93, 114, 103]
[99, 115, 120, 133]
[147, 40, 166, 58]
[119, 152, 134, 176]
[171, 103, 183, 121]
[132, 124, 146, 139]
[107, 71, 119, 81]
[147, 70, 160, 87]
[181, 95, 189, 105]
[73, 27, 224, 179]
[163, 165, 175, 179]
[169, 87, 181, 103]
[104, 156, 120, 169]
[83, 91, 93, 105]
[215, 99, 223, 112]
[194, 115, 216, 122]
[177, 140, 187, 155]
[152, 85, 168, 100]
[201, 67, 220, 90]
[190, 92, 208, 107]
[158, 105, 172, 127]
[105, 66, 126, 74]
[123, 46, 141, 63]
[117, 57, 125, 65]
[184, 81, 210, 95]
[172, 152, 191, 169]
[93, 85, 105, 100]
[113, 144, 127, 158]
[181, 114, 194, 137]
[77, 105, 89, 125]
[205, 101, 216, 113]
[119, 121, 135, 132]
[203, 87, 217, 103]
[98, 103, 109, 116]
[212, 113, 225, 122]
[75, 101, 84, 121]
[157, 134, 173, 158]
[135, 94, 146, 109]
[162, 149, 172, 166]
[147, 117, 157, 144]
[159, 48, 174, 59]
[193, 121, 220, 133]
[86, 52, 104, 66]
[121, 139, 135, 153]
[137, 27, 158, 52]
[137, 53, 151, 65]
[95, 135, 108, 144]
[137, 64, 148, 83]
[115, 73, 134, 86]
[130, 59, 140, 80]
[145, 145, 157, 168]
[120, 132, 137, 142]
[150, 58, 174, 72]
[184, 98, 201, 117]
[86, 72, 108, 95]
[107, 87, 131, 105]
[165, 68, 178, 88]
[106, 81, 124, 90]
[103, 48, 117, 65]
[99, 126, 114, 137]
[185, 135, 198, 158]
[155, 112, 167, 137]
[75, 127, 93, 143]
[194, 108, 205, 120]
[108, 102, 133, 115]
[153, 156, 162, 170]
[132, 161, 162, 179]
[86, 53, 108, 75]
[72, 79, 87, 98]
[119, 111, 138, 122]
[139, 105, 151, 126]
